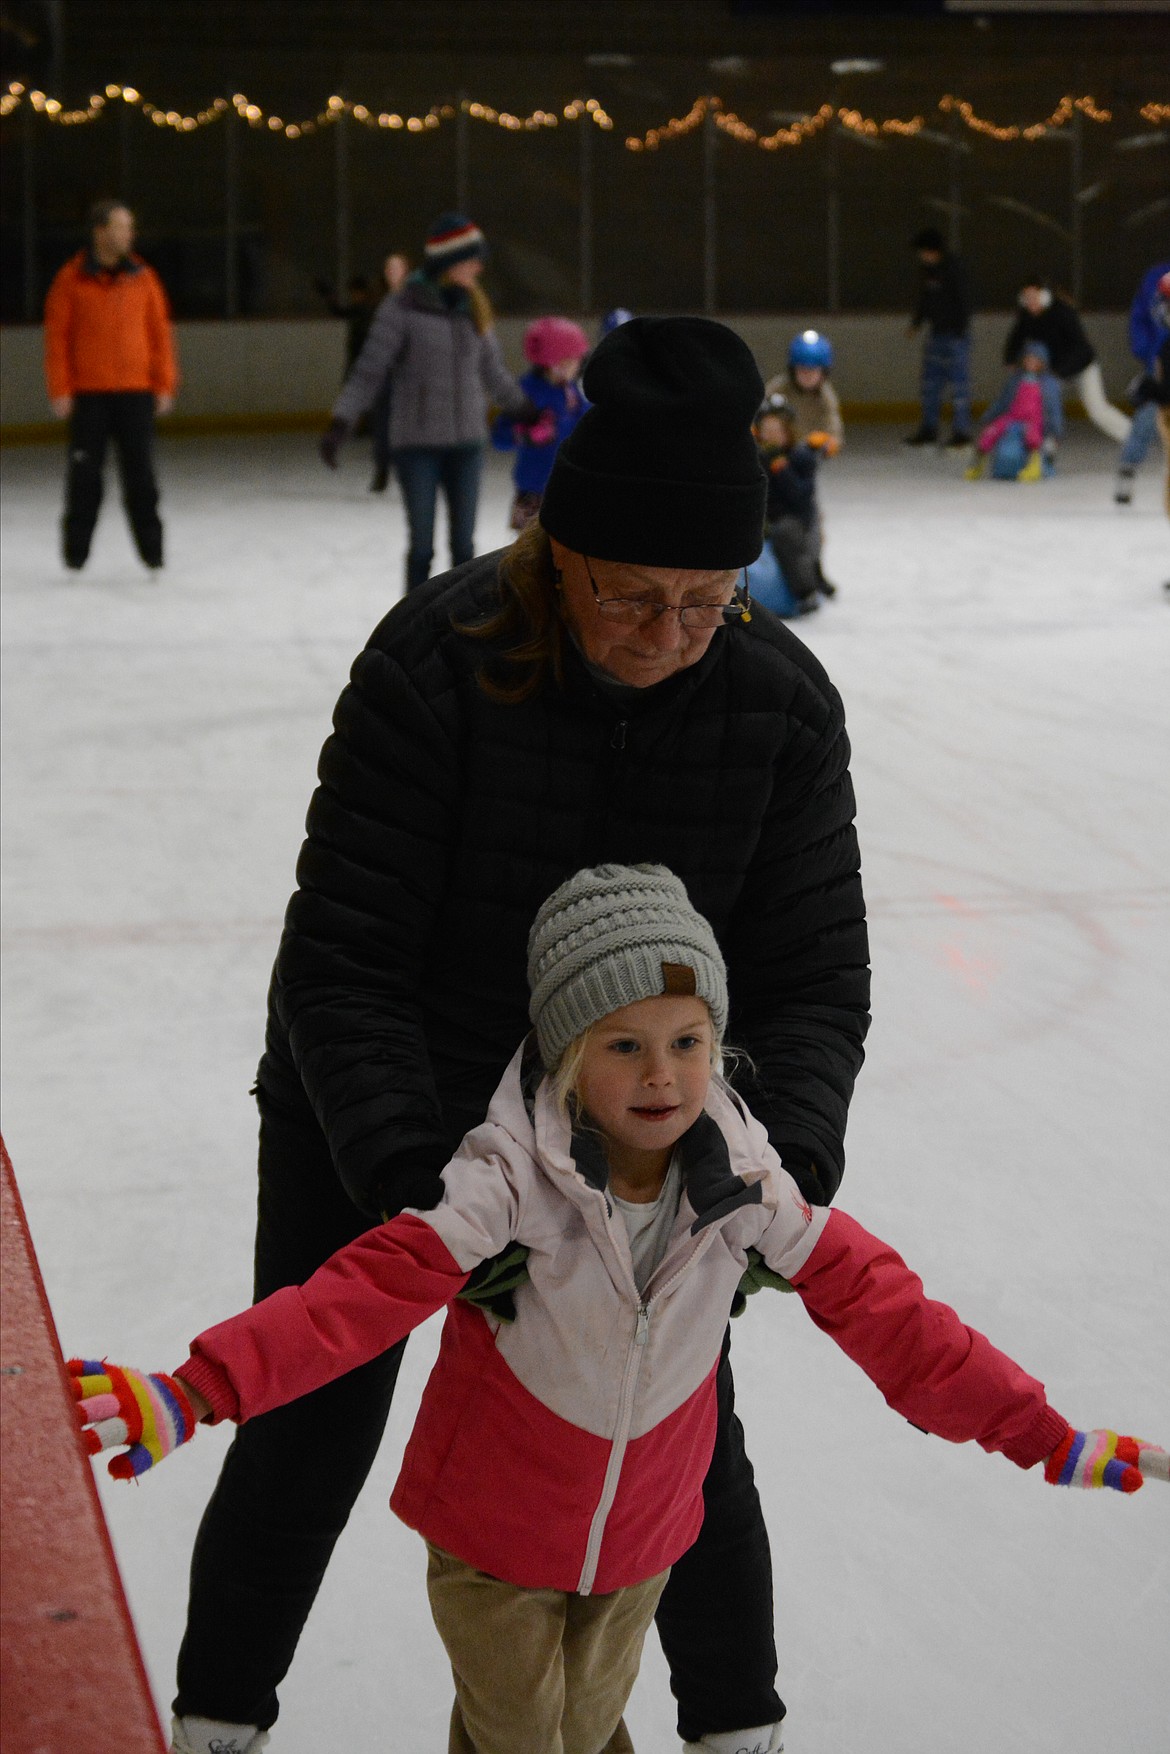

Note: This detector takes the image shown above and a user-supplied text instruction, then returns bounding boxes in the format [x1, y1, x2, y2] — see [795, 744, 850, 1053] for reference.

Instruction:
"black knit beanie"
[539, 316, 767, 568]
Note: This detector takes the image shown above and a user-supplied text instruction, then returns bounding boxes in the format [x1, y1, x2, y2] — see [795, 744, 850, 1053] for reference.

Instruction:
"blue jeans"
[394, 443, 484, 590]
[920, 334, 972, 437]
[1120, 399, 1159, 469]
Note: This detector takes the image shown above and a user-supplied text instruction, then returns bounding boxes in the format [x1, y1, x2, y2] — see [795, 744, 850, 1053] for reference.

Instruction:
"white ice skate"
[171, 1715, 270, 1754]
[683, 1723, 785, 1754]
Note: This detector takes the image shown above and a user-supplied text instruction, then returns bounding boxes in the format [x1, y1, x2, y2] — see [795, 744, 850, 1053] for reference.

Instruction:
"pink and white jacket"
[178, 1044, 1068, 1596]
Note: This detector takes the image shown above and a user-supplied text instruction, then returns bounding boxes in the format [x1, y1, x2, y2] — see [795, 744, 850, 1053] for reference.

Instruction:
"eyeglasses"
[584, 556, 752, 628]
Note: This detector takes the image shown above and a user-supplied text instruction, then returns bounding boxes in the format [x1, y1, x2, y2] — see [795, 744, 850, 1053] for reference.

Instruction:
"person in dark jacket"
[904, 226, 972, 448]
[1116, 260, 1170, 505]
[1003, 278, 1130, 447]
[753, 393, 825, 614]
[313, 272, 377, 371]
[172, 318, 871, 1754]
[319, 213, 534, 590]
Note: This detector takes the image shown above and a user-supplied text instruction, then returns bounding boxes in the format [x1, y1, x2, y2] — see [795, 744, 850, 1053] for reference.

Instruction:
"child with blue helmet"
[764, 331, 844, 455]
[764, 331, 843, 598]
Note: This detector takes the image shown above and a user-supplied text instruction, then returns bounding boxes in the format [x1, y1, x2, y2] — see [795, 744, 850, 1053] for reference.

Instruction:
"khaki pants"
[425, 1542, 670, 1754]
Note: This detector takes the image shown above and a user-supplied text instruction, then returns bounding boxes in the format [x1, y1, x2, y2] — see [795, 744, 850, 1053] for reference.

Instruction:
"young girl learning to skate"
[73, 865, 1168, 1754]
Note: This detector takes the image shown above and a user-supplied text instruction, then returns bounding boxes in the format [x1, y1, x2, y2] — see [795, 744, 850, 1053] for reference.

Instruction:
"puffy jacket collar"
[80, 248, 143, 280]
[506, 1045, 766, 1228]
[554, 614, 734, 721]
[399, 270, 470, 318]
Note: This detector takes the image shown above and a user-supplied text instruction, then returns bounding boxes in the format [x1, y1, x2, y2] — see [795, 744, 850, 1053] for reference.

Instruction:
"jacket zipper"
[569, 1153, 761, 1594]
[576, 1299, 649, 1595]
[572, 1187, 754, 1595]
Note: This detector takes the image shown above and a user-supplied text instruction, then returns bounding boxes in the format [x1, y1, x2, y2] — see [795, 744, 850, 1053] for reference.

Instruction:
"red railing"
[1, 1136, 167, 1754]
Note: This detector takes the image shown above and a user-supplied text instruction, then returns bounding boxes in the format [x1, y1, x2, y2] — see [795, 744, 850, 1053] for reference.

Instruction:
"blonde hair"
[548, 1006, 726, 1120]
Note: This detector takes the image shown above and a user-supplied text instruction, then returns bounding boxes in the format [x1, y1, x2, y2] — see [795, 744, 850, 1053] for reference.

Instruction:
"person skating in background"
[313, 272, 378, 373]
[1116, 260, 1170, 506]
[74, 864, 1168, 1754]
[319, 213, 536, 590]
[764, 330, 844, 453]
[1003, 277, 1131, 448]
[904, 226, 973, 449]
[765, 329, 843, 595]
[753, 393, 831, 617]
[599, 306, 634, 338]
[1131, 282, 1170, 577]
[966, 340, 1063, 482]
[491, 316, 589, 530]
[367, 251, 413, 494]
[43, 198, 177, 573]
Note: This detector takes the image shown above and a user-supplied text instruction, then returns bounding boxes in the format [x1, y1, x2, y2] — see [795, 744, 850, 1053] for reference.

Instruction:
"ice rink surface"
[2, 424, 1168, 1754]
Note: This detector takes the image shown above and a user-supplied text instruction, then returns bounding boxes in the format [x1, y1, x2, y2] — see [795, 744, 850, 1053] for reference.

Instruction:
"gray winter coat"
[332, 274, 528, 450]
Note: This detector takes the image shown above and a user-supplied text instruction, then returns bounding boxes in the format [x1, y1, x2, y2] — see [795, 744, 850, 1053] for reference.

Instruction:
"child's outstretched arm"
[781, 1209, 1167, 1492]
[75, 1127, 527, 1477]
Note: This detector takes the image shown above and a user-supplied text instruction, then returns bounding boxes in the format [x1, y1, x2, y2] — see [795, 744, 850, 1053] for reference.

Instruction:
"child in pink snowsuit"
[979, 373, 1044, 454]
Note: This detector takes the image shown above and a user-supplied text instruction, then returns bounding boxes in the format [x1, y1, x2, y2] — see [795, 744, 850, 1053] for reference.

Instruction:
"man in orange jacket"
[43, 199, 178, 571]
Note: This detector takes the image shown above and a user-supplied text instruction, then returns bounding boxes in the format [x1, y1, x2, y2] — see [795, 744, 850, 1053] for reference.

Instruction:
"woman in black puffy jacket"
[173, 318, 871, 1754]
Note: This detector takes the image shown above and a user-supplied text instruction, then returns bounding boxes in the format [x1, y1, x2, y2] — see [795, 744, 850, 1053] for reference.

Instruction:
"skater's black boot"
[62, 517, 93, 572]
[1114, 466, 1135, 505]
[130, 514, 164, 572]
[945, 430, 973, 449]
[369, 464, 390, 493]
[814, 561, 838, 599]
[902, 425, 938, 447]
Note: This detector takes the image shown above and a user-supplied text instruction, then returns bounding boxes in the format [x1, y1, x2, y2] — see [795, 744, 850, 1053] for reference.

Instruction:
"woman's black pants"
[62, 391, 163, 568]
[174, 1106, 784, 1740]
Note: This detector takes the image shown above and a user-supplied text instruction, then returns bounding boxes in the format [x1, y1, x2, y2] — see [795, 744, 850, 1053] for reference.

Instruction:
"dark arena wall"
[0, 3, 1164, 321]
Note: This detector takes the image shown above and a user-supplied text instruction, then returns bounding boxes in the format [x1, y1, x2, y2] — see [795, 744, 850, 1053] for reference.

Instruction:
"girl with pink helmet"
[492, 316, 590, 530]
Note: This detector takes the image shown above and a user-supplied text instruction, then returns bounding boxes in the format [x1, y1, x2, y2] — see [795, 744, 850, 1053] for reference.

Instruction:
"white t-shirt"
[610, 1154, 684, 1295]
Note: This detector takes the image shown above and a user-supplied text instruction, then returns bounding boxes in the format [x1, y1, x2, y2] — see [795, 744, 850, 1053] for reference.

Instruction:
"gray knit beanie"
[527, 864, 729, 1070]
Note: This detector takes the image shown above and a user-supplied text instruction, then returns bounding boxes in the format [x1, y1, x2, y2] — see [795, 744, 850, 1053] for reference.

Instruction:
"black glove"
[775, 1146, 836, 1207]
[457, 1243, 532, 1323]
[378, 1160, 447, 1223]
[319, 418, 349, 469]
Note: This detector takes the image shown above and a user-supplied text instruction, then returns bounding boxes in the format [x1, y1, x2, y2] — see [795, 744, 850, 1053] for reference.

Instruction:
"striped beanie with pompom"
[423, 212, 487, 273]
[526, 864, 728, 1071]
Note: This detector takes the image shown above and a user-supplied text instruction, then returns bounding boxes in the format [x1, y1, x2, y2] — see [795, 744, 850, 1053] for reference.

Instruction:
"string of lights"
[937, 92, 1111, 142]
[0, 83, 613, 137]
[0, 81, 1154, 149]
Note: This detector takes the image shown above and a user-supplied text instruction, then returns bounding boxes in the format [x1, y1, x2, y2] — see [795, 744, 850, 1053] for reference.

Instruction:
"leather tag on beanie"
[661, 962, 697, 996]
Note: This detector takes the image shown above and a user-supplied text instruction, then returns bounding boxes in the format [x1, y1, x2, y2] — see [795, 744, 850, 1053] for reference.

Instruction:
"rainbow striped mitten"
[68, 1358, 197, 1480]
[1043, 1427, 1170, 1494]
